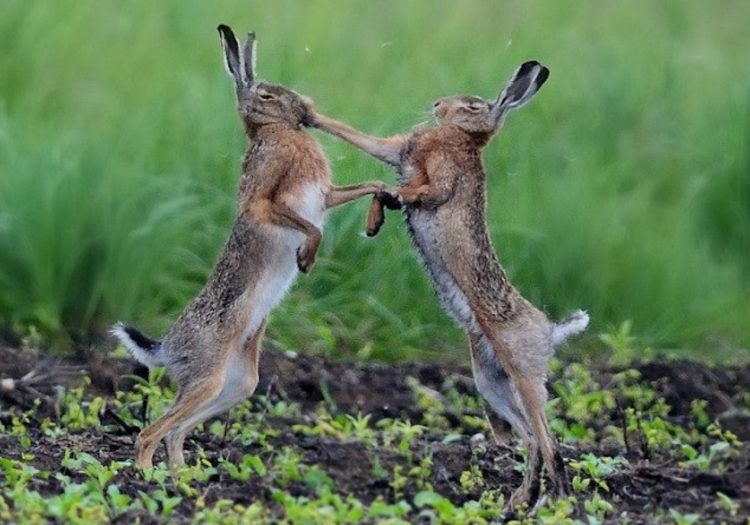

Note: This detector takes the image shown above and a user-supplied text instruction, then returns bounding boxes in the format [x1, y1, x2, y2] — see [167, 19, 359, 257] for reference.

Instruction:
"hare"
[311, 61, 588, 507]
[111, 24, 398, 470]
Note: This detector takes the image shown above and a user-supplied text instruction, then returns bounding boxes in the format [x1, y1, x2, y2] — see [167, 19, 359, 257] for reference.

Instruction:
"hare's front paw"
[296, 234, 321, 273]
[366, 197, 386, 237]
[378, 186, 403, 210]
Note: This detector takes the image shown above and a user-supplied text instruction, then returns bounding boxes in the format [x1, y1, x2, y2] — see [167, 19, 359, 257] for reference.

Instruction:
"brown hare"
[112, 25, 398, 470]
[311, 61, 588, 507]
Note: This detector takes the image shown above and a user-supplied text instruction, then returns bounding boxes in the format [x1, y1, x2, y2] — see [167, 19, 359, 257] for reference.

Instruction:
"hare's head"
[218, 25, 313, 132]
[433, 61, 549, 137]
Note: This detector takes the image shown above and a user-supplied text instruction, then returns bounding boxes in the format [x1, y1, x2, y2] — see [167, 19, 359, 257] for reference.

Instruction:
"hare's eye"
[258, 92, 274, 101]
[432, 101, 441, 108]
[466, 104, 482, 112]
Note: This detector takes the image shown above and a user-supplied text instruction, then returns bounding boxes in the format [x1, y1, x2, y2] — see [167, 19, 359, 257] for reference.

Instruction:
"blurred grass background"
[0, 0, 748, 361]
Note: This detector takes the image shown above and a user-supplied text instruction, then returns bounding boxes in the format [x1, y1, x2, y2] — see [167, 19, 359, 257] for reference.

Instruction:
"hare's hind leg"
[469, 334, 513, 445]
[165, 319, 266, 469]
[511, 373, 569, 499]
[469, 333, 543, 507]
[469, 333, 532, 442]
[478, 326, 569, 500]
[135, 373, 224, 469]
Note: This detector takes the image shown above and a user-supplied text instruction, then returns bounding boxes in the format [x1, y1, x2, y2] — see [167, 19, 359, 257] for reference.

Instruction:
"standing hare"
[112, 25, 398, 469]
[311, 62, 588, 507]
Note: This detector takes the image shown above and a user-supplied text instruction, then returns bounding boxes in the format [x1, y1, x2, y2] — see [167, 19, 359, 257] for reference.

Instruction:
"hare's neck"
[439, 124, 493, 149]
[468, 131, 494, 149]
[247, 122, 299, 141]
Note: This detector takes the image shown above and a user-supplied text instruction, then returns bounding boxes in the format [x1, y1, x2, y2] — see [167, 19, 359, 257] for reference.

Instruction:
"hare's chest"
[275, 181, 326, 248]
[293, 182, 327, 227]
[397, 160, 423, 188]
[405, 211, 478, 331]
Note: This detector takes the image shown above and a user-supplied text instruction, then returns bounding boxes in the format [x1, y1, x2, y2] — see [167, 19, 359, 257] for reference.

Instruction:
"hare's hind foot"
[134, 378, 224, 470]
[136, 321, 267, 470]
[548, 449, 571, 498]
[134, 441, 154, 470]
[507, 444, 543, 509]
[166, 430, 187, 470]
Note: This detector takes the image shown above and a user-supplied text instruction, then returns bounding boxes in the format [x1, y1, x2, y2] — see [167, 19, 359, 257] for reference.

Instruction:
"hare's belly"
[406, 210, 479, 333]
[237, 241, 295, 342]
[280, 182, 327, 248]
[242, 183, 326, 340]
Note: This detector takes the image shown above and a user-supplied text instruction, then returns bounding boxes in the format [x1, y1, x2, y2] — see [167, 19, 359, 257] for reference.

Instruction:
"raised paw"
[365, 197, 386, 237]
[378, 186, 403, 210]
[296, 235, 320, 273]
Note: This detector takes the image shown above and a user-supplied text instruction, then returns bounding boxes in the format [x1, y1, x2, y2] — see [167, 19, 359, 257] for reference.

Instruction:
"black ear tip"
[518, 60, 540, 75]
[537, 66, 550, 87]
[217, 24, 234, 38]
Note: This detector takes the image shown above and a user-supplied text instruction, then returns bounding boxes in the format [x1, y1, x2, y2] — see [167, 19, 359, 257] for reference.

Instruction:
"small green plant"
[293, 412, 378, 447]
[192, 499, 271, 524]
[408, 456, 434, 491]
[599, 320, 637, 366]
[390, 465, 409, 498]
[716, 491, 739, 517]
[678, 421, 740, 472]
[219, 454, 267, 481]
[689, 399, 711, 430]
[137, 489, 182, 518]
[534, 496, 578, 524]
[57, 380, 105, 431]
[584, 492, 614, 519]
[379, 420, 427, 462]
[669, 508, 700, 525]
[61, 451, 126, 492]
[303, 466, 335, 494]
[459, 464, 484, 493]
[8, 412, 32, 448]
[569, 453, 626, 491]
[551, 363, 616, 443]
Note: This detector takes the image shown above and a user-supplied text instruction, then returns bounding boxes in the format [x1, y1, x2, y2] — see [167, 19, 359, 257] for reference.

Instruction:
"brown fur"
[312, 62, 587, 508]
[113, 26, 398, 470]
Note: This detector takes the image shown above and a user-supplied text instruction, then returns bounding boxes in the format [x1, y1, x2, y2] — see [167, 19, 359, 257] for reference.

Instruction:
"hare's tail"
[551, 310, 589, 347]
[111, 322, 164, 368]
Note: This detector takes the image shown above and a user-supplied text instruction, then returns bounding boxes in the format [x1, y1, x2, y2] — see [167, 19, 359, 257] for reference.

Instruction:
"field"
[1, 1, 750, 523]
[0, 0, 749, 360]
[1, 345, 749, 523]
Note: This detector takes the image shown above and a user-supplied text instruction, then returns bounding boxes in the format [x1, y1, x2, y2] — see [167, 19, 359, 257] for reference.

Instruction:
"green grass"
[1, 0, 749, 359]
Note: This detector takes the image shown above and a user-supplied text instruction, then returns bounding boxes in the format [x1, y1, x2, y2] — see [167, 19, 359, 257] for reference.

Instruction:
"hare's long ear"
[490, 60, 549, 125]
[242, 32, 257, 84]
[217, 24, 244, 93]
